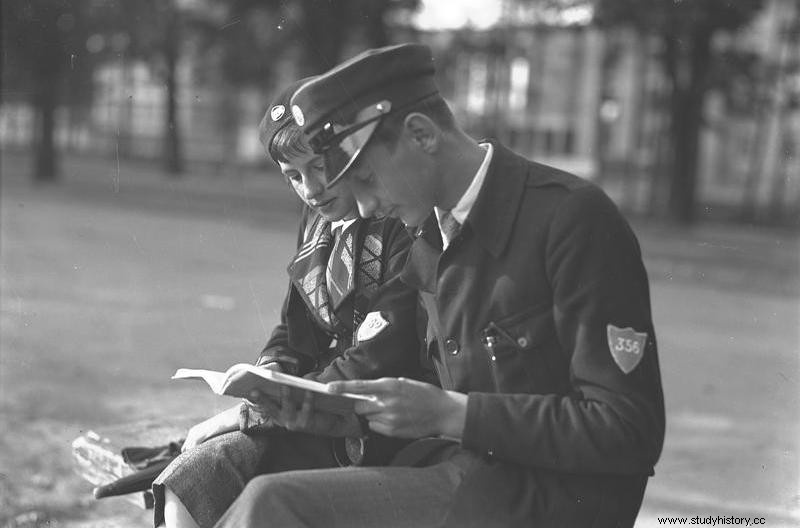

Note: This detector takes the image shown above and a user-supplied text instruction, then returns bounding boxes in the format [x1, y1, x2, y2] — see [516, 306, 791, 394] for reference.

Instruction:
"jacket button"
[517, 336, 528, 347]
[444, 337, 459, 355]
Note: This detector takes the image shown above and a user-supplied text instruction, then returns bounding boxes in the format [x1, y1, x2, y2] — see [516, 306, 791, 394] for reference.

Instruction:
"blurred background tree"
[3, 0, 100, 182]
[117, 0, 188, 176]
[2, 0, 795, 226]
[2, 0, 196, 179]
[593, 0, 766, 224]
[1, 0, 416, 181]
[293, 0, 418, 73]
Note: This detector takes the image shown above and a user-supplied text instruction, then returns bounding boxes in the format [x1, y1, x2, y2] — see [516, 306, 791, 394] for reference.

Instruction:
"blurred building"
[401, 0, 799, 220]
[1, 0, 797, 222]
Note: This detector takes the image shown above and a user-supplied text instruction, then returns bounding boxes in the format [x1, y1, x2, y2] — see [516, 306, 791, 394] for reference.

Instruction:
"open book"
[172, 364, 374, 416]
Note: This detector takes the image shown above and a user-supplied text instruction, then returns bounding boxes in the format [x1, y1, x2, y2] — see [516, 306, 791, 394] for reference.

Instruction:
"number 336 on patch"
[607, 325, 648, 374]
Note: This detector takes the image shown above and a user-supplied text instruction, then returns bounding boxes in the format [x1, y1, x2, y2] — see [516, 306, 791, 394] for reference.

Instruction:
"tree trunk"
[29, 1, 63, 183]
[663, 29, 712, 225]
[623, 30, 648, 211]
[593, 29, 618, 184]
[163, 8, 183, 176]
[668, 89, 702, 224]
[767, 8, 800, 225]
[34, 81, 59, 183]
[300, 0, 348, 75]
[362, 0, 389, 47]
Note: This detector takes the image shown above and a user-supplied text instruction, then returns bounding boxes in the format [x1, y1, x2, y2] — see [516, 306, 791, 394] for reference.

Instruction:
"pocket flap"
[482, 307, 553, 351]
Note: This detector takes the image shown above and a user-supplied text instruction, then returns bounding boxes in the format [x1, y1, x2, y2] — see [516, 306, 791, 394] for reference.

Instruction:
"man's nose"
[356, 195, 378, 218]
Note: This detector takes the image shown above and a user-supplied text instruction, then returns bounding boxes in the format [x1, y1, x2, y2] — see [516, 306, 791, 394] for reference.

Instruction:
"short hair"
[258, 115, 311, 163]
[371, 95, 456, 151]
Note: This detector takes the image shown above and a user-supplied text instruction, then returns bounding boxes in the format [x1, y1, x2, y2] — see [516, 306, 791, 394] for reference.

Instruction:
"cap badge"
[270, 105, 285, 121]
[607, 324, 647, 374]
[291, 105, 305, 126]
[357, 311, 390, 342]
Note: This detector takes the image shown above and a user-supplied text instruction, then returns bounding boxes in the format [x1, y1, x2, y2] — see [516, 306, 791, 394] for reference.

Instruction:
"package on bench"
[72, 420, 194, 509]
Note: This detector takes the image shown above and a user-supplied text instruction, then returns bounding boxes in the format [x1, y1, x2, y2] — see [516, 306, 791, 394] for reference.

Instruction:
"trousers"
[152, 430, 339, 528]
[212, 450, 481, 528]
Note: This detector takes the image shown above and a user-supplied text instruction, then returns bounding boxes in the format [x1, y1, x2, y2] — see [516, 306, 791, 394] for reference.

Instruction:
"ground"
[1, 150, 798, 527]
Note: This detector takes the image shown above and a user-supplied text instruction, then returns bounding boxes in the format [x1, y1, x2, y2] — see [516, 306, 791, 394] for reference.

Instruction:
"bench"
[72, 419, 453, 515]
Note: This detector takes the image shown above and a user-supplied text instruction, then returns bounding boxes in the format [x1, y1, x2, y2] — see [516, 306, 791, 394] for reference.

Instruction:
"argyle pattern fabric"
[290, 218, 337, 330]
[288, 214, 387, 343]
[327, 222, 357, 310]
[356, 232, 382, 294]
[352, 231, 383, 332]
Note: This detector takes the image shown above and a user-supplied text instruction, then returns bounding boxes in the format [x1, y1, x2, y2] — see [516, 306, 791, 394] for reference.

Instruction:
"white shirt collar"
[435, 142, 493, 231]
[331, 217, 358, 233]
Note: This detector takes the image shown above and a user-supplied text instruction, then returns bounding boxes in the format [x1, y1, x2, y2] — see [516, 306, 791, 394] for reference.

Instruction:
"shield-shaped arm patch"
[606, 324, 648, 374]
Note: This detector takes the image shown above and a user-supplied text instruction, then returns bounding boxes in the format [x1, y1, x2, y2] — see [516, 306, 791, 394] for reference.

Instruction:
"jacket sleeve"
[309, 220, 426, 384]
[461, 186, 665, 474]
[254, 283, 323, 375]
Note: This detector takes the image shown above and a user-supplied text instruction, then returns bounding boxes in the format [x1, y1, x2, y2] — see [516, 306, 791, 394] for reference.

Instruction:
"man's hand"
[327, 378, 468, 440]
[182, 404, 241, 452]
[247, 385, 364, 438]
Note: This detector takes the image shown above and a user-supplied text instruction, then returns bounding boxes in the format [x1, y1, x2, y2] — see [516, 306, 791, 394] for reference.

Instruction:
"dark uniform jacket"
[241, 207, 432, 439]
[401, 141, 666, 527]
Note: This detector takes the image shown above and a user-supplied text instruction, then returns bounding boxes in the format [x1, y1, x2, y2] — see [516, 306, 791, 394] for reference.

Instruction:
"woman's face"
[278, 150, 358, 222]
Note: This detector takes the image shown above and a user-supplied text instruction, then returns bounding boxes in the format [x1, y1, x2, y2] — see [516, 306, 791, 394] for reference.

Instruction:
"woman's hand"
[247, 386, 364, 438]
[182, 404, 241, 451]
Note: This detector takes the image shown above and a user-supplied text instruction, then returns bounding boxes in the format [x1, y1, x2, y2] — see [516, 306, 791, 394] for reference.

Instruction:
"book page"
[172, 364, 375, 416]
[172, 368, 229, 394]
[231, 364, 374, 401]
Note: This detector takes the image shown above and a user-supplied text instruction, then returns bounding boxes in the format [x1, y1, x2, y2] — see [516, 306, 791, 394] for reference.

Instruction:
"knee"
[197, 432, 261, 471]
[237, 473, 307, 513]
[214, 474, 307, 527]
[163, 488, 200, 528]
[241, 473, 297, 502]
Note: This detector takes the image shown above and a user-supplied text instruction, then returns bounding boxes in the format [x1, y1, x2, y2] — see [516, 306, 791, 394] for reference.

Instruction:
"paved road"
[1, 151, 797, 526]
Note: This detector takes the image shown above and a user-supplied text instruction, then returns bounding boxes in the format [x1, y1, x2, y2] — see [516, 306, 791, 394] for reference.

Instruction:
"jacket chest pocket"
[480, 308, 558, 393]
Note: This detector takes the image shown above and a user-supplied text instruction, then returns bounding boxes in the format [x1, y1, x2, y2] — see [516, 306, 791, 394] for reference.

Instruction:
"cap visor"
[323, 118, 382, 187]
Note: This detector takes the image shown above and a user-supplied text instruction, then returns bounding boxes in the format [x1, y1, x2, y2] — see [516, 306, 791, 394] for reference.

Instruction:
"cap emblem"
[270, 105, 285, 121]
[291, 105, 305, 126]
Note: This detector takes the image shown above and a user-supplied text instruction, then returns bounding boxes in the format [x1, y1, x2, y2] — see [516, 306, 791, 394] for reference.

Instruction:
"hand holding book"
[248, 384, 366, 438]
[172, 363, 376, 417]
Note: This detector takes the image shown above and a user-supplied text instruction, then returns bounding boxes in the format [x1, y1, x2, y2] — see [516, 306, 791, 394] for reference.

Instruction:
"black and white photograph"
[1, 0, 798, 526]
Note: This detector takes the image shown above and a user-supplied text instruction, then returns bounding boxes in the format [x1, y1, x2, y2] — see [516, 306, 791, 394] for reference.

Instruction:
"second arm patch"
[356, 311, 390, 342]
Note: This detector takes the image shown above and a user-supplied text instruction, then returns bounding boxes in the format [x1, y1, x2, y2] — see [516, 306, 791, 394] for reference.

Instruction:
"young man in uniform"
[215, 43, 665, 527]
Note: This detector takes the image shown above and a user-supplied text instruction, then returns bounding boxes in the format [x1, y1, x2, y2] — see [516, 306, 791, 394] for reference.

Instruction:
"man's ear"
[402, 112, 440, 154]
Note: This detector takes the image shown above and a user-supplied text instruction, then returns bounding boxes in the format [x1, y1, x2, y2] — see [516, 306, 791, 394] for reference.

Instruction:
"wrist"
[438, 390, 468, 440]
[218, 405, 241, 430]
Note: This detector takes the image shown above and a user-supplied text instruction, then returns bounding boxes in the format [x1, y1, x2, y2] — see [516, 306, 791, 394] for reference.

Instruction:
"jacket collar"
[464, 139, 528, 258]
[401, 214, 441, 293]
[401, 141, 528, 291]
